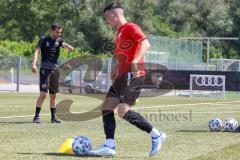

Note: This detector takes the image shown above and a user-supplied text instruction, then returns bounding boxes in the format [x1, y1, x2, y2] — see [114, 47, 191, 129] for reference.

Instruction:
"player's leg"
[117, 76, 153, 134]
[33, 69, 49, 123]
[117, 76, 166, 157]
[33, 91, 48, 123]
[118, 103, 166, 157]
[49, 93, 61, 123]
[88, 86, 119, 157]
[118, 103, 156, 137]
[102, 95, 119, 145]
[49, 69, 61, 123]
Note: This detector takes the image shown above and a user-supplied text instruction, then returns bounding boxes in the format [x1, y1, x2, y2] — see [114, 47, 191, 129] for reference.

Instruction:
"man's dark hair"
[103, 3, 123, 13]
[51, 23, 62, 30]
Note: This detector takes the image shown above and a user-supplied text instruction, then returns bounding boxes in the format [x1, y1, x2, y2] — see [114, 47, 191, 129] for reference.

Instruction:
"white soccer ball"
[72, 136, 92, 156]
[208, 118, 223, 131]
[223, 118, 239, 132]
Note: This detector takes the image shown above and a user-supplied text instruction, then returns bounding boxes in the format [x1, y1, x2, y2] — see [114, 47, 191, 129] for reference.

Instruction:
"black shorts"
[106, 74, 145, 106]
[39, 68, 60, 94]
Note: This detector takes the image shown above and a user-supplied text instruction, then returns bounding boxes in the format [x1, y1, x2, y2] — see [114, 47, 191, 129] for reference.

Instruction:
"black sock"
[102, 110, 116, 139]
[123, 110, 153, 133]
[51, 108, 56, 119]
[35, 107, 41, 118]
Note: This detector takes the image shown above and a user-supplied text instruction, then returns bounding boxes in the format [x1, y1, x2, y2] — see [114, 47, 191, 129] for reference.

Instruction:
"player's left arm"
[132, 39, 150, 65]
[129, 25, 150, 78]
[132, 39, 150, 78]
[62, 42, 74, 52]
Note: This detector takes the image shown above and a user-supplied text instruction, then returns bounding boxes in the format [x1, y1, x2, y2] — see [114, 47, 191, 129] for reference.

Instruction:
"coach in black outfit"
[31, 23, 74, 123]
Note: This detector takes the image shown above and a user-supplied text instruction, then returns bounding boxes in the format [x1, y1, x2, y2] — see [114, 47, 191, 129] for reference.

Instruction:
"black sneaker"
[32, 116, 41, 123]
[51, 117, 61, 123]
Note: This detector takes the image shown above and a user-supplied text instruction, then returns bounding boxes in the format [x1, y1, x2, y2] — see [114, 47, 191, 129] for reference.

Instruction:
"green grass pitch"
[0, 92, 240, 160]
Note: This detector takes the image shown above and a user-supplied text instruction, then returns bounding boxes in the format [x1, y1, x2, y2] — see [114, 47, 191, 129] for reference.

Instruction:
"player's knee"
[50, 94, 56, 98]
[102, 97, 118, 111]
[40, 92, 48, 99]
[117, 104, 130, 118]
[117, 107, 124, 118]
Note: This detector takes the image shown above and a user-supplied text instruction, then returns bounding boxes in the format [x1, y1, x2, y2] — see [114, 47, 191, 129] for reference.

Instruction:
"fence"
[0, 56, 113, 93]
[0, 36, 205, 93]
[0, 56, 22, 92]
[147, 35, 203, 70]
[211, 58, 240, 71]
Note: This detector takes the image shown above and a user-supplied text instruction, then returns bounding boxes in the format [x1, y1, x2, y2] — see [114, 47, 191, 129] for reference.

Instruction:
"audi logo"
[195, 76, 224, 87]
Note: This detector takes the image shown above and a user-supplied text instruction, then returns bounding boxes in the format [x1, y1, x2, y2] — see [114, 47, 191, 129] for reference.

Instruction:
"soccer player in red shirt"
[89, 3, 166, 157]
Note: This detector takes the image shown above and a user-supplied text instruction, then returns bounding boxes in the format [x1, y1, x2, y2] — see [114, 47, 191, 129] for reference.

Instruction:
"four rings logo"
[195, 76, 224, 87]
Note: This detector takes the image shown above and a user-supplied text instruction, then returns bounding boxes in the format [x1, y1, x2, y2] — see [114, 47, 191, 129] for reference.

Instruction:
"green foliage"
[229, 0, 240, 34]
[60, 49, 90, 59]
[210, 47, 223, 59]
[0, 46, 14, 57]
[0, 37, 92, 59]
[0, 40, 35, 57]
[0, 0, 240, 60]
[96, 53, 112, 59]
[151, 15, 179, 37]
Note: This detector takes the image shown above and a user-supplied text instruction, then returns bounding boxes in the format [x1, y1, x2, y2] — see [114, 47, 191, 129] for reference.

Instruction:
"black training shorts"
[106, 73, 145, 106]
[39, 68, 60, 94]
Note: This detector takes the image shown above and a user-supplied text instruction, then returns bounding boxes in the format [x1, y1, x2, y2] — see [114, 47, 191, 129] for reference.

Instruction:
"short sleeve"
[129, 25, 146, 43]
[36, 36, 45, 49]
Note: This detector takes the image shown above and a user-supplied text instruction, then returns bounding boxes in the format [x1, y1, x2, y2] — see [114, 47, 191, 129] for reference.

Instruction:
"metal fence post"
[16, 56, 21, 92]
[79, 66, 82, 94]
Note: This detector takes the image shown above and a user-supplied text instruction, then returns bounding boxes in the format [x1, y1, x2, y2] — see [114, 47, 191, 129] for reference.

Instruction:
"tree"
[0, 0, 240, 58]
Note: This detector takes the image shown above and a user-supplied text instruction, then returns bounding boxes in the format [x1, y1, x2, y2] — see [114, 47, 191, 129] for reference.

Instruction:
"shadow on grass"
[45, 153, 149, 158]
[18, 152, 149, 158]
[117, 156, 149, 159]
[18, 152, 101, 158]
[0, 121, 33, 124]
[44, 153, 76, 157]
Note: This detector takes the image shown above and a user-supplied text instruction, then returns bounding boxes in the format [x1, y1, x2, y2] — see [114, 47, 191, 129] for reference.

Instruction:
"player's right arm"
[32, 37, 43, 74]
[31, 48, 40, 74]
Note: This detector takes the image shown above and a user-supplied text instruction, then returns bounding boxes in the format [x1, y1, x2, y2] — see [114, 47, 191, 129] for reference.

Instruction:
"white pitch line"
[193, 111, 240, 114]
[0, 100, 239, 119]
[139, 111, 240, 114]
[132, 100, 240, 110]
[0, 114, 50, 119]
[210, 103, 240, 106]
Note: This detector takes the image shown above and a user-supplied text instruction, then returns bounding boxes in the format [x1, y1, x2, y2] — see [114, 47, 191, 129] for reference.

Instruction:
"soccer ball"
[223, 118, 239, 132]
[72, 136, 92, 156]
[208, 118, 223, 131]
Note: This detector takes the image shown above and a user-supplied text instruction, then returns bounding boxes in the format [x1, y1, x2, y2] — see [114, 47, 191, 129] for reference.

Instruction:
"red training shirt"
[115, 22, 147, 77]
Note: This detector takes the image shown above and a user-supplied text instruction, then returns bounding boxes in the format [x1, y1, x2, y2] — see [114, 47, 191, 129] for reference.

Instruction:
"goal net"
[190, 74, 225, 98]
